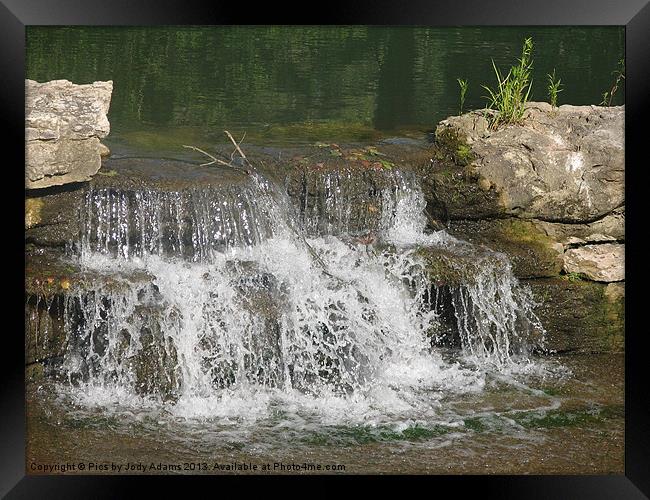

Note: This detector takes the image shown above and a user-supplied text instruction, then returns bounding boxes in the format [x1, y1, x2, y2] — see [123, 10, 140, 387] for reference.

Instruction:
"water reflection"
[26, 26, 624, 148]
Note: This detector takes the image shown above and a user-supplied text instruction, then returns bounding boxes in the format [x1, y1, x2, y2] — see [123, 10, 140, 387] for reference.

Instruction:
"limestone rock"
[533, 206, 624, 248]
[26, 79, 113, 189]
[436, 102, 624, 223]
[563, 243, 624, 282]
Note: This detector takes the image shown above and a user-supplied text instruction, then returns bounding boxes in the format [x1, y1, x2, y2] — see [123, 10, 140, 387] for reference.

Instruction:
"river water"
[26, 26, 624, 151]
[27, 353, 623, 474]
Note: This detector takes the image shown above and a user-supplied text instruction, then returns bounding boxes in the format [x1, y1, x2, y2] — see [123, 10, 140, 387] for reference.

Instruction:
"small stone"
[605, 282, 625, 303]
[563, 243, 624, 282]
[99, 142, 111, 158]
[477, 176, 491, 191]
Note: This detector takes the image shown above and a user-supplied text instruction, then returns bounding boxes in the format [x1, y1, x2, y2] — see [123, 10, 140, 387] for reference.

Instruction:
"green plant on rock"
[457, 78, 468, 115]
[600, 58, 625, 106]
[562, 271, 585, 282]
[433, 127, 475, 167]
[482, 37, 534, 129]
[547, 69, 563, 109]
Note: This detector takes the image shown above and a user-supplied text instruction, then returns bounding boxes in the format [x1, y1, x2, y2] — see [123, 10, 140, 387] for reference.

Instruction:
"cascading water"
[51, 166, 546, 425]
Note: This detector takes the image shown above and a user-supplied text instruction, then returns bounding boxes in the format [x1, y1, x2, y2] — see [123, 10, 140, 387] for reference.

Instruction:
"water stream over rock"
[31, 165, 548, 426]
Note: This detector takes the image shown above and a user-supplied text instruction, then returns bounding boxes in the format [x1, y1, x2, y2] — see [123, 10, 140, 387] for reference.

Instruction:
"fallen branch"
[182, 143, 250, 174]
[183, 133, 342, 282]
[224, 130, 256, 172]
[182, 145, 223, 166]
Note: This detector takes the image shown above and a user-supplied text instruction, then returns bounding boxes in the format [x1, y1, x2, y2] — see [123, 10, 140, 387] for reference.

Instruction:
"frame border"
[3, 1, 648, 497]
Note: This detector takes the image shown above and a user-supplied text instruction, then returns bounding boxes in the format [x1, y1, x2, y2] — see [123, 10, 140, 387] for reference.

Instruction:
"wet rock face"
[25, 295, 67, 370]
[437, 102, 624, 223]
[526, 278, 624, 353]
[26, 79, 113, 189]
[26, 186, 86, 249]
[447, 219, 563, 279]
[285, 161, 416, 237]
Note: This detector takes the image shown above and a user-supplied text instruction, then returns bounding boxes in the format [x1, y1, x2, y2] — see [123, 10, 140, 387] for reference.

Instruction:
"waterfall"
[45, 167, 545, 420]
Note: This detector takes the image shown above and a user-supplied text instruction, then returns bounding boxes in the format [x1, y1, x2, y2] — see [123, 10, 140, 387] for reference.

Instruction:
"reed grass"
[547, 69, 563, 109]
[600, 58, 625, 106]
[457, 78, 468, 115]
[482, 37, 534, 129]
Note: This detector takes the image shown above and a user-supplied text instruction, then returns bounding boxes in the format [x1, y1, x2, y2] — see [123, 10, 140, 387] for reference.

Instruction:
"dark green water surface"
[26, 26, 624, 151]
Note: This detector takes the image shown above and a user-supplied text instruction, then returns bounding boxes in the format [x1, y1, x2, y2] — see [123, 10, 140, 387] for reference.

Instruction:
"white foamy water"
[54, 169, 549, 426]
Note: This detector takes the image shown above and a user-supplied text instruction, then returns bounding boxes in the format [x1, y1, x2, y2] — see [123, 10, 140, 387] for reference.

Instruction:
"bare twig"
[224, 130, 253, 168]
[182, 144, 250, 174]
[182, 145, 224, 166]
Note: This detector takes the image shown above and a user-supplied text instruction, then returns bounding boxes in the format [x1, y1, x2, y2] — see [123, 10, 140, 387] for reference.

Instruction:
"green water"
[26, 26, 624, 150]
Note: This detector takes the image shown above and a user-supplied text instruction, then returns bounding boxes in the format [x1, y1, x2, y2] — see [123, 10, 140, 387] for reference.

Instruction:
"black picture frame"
[3, 0, 648, 497]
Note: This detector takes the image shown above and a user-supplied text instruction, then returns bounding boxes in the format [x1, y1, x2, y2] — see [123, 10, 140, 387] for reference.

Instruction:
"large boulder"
[25, 79, 113, 189]
[436, 102, 624, 223]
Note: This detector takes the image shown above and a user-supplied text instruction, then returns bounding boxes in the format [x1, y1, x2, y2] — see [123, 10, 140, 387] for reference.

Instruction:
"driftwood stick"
[182, 144, 249, 173]
[224, 130, 253, 168]
[182, 145, 221, 166]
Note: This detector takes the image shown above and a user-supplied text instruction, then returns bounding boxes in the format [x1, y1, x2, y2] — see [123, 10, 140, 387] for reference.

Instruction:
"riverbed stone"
[26, 79, 113, 189]
[525, 277, 624, 353]
[563, 243, 624, 282]
[436, 102, 624, 223]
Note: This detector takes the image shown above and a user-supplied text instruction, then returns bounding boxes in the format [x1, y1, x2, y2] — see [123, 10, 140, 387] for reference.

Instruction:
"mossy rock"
[411, 245, 489, 286]
[401, 130, 505, 222]
[525, 278, 624, 353]
[25, 185, 86, 249]
[447, 218, 563, 278]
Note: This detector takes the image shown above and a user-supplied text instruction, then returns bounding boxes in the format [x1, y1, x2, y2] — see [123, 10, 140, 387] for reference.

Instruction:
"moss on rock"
[411, 130, 505, 222]
[447, 218, 563, 278]
[525, 278, 624, 353]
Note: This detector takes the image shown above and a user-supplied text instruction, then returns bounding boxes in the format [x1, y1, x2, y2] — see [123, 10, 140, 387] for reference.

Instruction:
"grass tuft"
[600, 58, 625, 106]
[457, 78, 469, 115]
[547, 69, 563, 109]
[482, 37, 534, 129]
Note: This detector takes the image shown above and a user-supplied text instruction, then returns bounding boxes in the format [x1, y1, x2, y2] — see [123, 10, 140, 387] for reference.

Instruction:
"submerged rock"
[26, 79, 113, 189]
